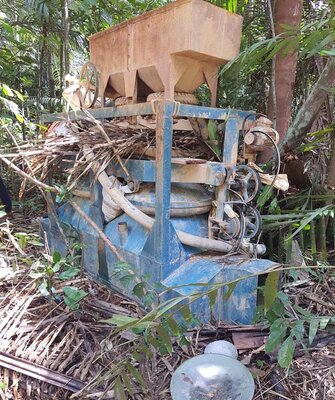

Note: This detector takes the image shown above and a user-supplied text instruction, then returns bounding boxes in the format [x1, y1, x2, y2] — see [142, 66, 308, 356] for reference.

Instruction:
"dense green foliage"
[219, 1, 332, 113]
[0, 0, 333, 121]
[0, 0, 167, 119]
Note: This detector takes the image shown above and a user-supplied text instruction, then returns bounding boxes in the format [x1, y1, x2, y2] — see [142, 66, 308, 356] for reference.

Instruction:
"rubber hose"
[109, 187, 265, 255]
[83, 148, 265, 255]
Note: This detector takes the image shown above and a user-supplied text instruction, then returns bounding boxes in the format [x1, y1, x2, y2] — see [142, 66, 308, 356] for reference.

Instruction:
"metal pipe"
[109, 187, 265, 255]
[83, 147, 265, 255]
[109, 187, 231, 252]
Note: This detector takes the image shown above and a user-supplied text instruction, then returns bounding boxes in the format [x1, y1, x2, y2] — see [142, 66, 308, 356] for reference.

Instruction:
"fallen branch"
[3, 125, 72, 253]
[303, 292, 335, 311]
[0, 153, 55, 192]
[80, 111, 129, 177]
[268, 332, 335, 363]
[68, 200, 124, 261]
[0, 153, 123, 261]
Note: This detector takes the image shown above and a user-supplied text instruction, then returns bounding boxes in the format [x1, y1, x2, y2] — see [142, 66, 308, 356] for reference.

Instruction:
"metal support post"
[215, 116, 240, 220]
[153, 100, 175, 265]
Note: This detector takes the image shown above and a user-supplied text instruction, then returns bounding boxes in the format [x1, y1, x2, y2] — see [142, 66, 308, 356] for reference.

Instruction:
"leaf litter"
[0, 211, 334, 399]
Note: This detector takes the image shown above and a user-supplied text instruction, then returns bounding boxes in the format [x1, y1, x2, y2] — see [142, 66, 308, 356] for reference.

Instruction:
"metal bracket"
[150, 99, 181, 117]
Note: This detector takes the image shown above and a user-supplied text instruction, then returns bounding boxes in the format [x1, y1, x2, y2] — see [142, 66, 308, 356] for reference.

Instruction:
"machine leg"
[215, 116, 239, 220]
[153, 100, 174, 265]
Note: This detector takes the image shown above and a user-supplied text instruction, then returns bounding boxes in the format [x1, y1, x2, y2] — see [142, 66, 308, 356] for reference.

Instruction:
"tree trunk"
[37, 23, 48, 123]
[282, 58, 335, 150]
[60, 42, 64, 97]
[325, 4, 335, 191]
[62, 0, 70, 85]
[48, 48, 55, 105]
[328, 132, 335, 189]
[268, 0, 303, 142]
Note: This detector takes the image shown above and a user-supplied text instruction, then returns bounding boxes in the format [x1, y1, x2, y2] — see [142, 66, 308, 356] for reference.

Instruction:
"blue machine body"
[41, 101, 278, 324]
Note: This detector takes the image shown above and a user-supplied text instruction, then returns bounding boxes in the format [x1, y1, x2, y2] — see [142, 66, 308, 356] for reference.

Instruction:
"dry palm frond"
[1, 211, 335, 399]
[10, 118, 218, 192]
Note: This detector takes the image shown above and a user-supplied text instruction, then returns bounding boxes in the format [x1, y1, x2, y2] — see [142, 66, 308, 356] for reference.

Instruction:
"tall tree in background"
[268, 0, 303, 145]
[62, 0, 69, 86]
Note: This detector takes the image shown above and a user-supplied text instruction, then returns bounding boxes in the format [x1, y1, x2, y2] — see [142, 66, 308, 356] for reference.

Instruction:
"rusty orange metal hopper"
[88, 0, 242, 106]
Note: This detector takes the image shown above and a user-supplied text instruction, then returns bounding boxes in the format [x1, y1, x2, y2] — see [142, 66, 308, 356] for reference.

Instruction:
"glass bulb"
[170, 353, 255, 400]
[204, 340, 238, 359]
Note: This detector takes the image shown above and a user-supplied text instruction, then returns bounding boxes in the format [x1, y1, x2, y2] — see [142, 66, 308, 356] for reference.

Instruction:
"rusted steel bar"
[0, 351, 86, 392]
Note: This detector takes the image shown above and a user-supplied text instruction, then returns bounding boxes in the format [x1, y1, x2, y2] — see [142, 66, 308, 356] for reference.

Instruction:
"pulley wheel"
[79, 62, 99, 109]
[208, 207, 242, 241]
[230, 165, 261, 204]
[244, 205, 262, 239]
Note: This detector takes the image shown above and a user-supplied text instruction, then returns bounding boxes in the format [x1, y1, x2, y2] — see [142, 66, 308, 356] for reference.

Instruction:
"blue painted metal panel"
[142, 220, 187, 279]
[108, 159, 226, 186]
[222, 117, 240, 168]
[163, 259, 222, 296]
[40, 216, 68, 257]
[215, 116, 240, 220]
[162, 257, 277, 324]
[39, 101, 278, 326]
[105, 213, 209, 254]
[80, 205, 103, 277]
[104, 213, 210, 284]
[90, 175, 103, 207]
[41, 193, 278, 324]
[105, 214, 148, 254]
[46, 197, 104, 278]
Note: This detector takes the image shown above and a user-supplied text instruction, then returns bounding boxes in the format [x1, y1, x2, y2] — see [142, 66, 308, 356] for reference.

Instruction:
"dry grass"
[0, 213, 198, 399]
[255, 347, 335, 400]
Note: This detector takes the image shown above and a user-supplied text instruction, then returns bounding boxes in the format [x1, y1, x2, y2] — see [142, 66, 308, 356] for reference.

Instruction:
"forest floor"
[0, 206, 335, 399]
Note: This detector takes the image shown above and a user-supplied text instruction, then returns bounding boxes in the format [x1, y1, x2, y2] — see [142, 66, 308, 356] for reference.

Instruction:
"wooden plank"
[171, 158, 207, 165]
[232, 331, 268, 351]
[88, 0, 242, 100]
